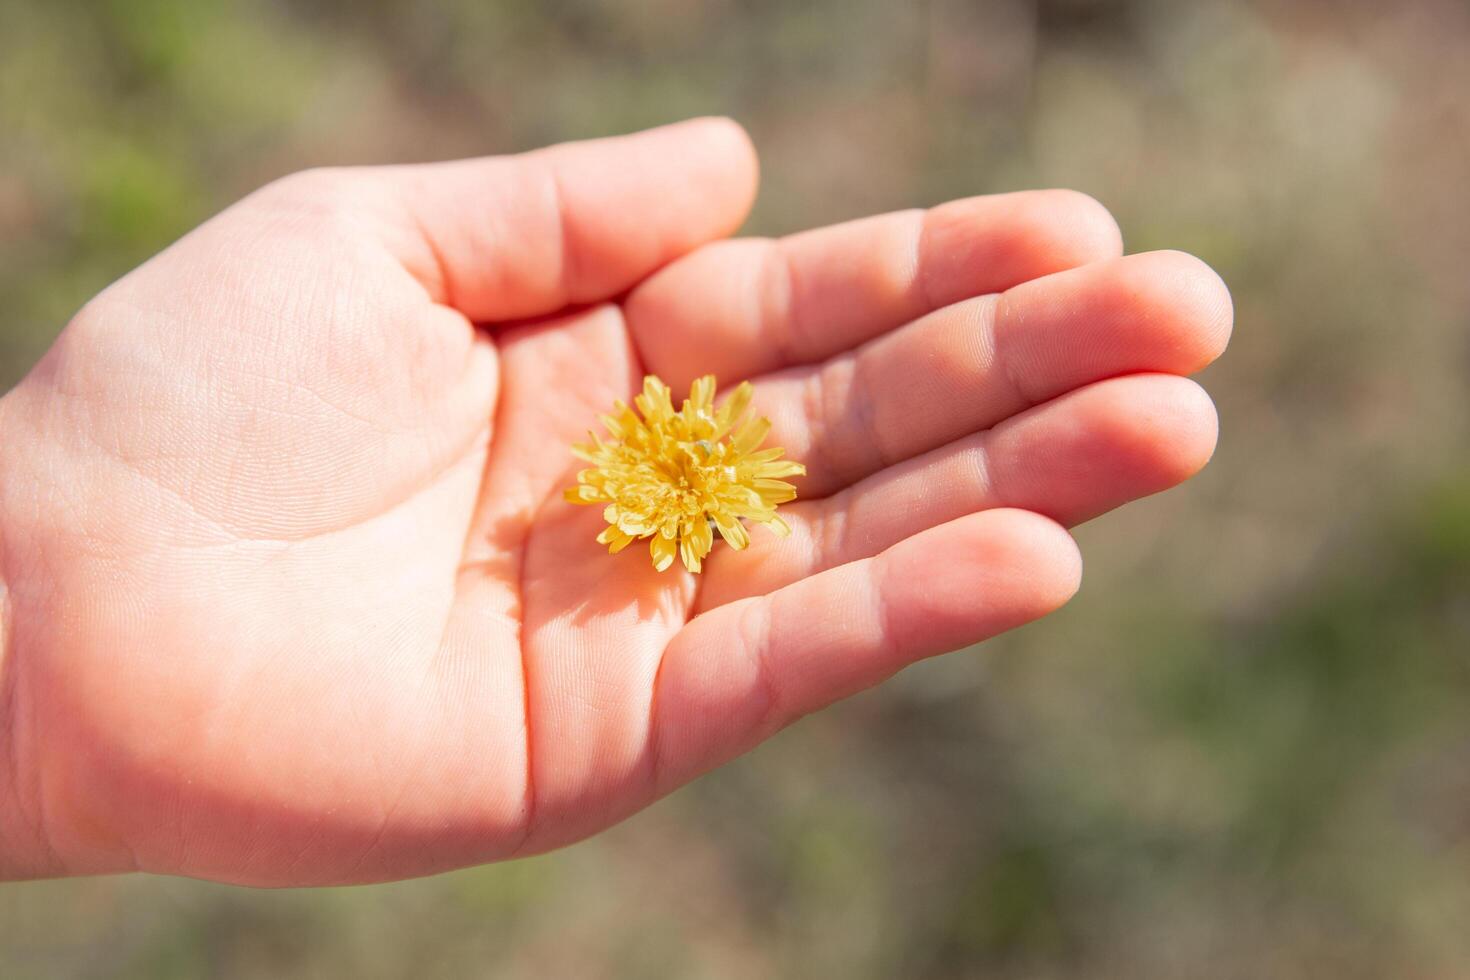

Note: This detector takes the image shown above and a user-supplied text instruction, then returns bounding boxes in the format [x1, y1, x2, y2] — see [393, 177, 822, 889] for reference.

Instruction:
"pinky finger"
[649, 509, 1081, 795]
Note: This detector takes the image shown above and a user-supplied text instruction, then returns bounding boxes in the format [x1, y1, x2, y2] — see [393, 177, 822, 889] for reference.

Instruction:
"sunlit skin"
[0, 118, 1231, 886]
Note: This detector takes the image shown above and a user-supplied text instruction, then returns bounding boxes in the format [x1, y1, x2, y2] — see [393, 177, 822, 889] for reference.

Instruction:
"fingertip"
[1133, 373, 1219, 477]
[663, 116, 760, 234]
[1030, 188, 1125, 267]
[685, 116, 759, 174]
[881, 509, 1081, 646]
[970, 508, 1084, 614]
[996, 249, 1233, 395]
[1119, 250, 1235, 371]
[1079, 373, 1221, 489]
[976, 374, 1221, 528]
[1159, 374, 1221, 475]
[919, 189, 1121, 310]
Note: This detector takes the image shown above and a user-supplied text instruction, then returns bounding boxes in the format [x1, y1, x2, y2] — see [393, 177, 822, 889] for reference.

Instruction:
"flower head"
[564, 375, 805, 573]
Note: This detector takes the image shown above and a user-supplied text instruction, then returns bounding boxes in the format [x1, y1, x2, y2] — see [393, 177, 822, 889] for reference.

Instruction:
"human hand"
[0, 119, 1230, 885]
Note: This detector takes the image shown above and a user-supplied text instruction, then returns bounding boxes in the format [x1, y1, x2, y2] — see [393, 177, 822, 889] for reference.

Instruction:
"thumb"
[367, 117, 759, 322]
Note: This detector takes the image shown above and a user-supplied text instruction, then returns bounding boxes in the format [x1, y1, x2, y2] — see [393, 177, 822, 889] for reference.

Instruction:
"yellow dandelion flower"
[564, 375, 806, 573]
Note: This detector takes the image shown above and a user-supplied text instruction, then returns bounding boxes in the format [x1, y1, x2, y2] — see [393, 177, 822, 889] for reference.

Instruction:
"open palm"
[0, 119, 1230, 885]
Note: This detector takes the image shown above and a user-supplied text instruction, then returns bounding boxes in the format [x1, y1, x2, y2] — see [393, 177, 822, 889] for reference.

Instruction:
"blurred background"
[2, 0, 1468, 976]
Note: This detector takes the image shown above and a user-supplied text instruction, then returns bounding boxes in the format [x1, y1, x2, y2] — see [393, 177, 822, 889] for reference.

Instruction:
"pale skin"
[0, 118, 1231, 886]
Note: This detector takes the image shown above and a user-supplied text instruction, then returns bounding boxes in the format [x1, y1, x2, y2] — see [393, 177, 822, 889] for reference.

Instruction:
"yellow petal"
[636, 376, 675, 424]
[679, 525, 704, 574]
[600, 404, 635, 439]
[722, 485, 766, 511]
[618, 515, 656, 536]
[598, 526, 636, 553]
[743, 447, 785, 464]
[756, 460, 806, 480]
[715, 380, 753, 436]
[679, 517, 714, 570]
[650, 532, 677, 572]
[731, 416, 772, 455]
[689, 375, 716, 414]
[686, 517, 713, 561]
[752, 478, 798, 504]
[713, 514, 750, 550]
[565, 485, 607, 504]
